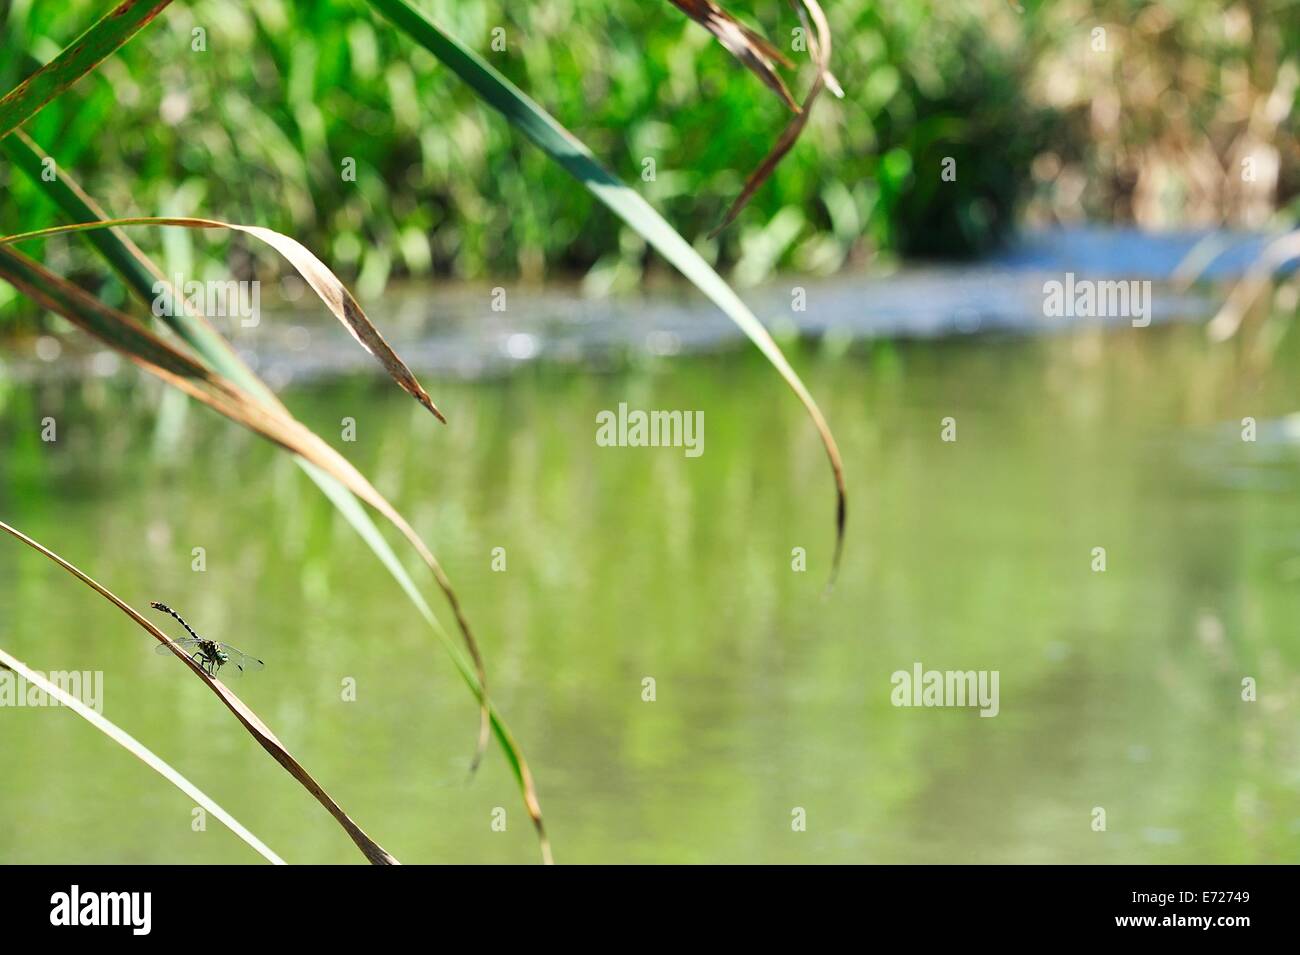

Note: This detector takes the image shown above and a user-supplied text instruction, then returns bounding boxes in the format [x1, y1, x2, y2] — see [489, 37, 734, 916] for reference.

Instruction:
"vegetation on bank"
[4, 0, 1293, 334]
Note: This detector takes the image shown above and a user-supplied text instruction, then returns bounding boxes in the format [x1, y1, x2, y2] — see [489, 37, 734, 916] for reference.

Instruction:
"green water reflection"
[1, 324, 1298, 863]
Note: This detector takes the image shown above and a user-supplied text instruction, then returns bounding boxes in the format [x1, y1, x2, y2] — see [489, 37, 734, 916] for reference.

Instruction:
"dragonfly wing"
[156, 637, 201, 655]
[222, 645, 265, 673]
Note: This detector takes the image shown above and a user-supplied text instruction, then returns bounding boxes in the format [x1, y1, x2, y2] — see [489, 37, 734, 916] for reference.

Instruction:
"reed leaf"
[0, 251, 445, 596]
[0, 1, 174, 141]
[1, 132, 161, 297]
[1, 217, 446, 422]
[3, 132, 259, 391]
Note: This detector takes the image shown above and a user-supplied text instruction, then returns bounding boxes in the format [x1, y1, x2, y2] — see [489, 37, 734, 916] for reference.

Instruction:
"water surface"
[1, 313, 1298, 863]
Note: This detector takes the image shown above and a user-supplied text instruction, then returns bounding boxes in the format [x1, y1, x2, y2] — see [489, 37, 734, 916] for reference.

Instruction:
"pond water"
[1, 254, 1299, 863]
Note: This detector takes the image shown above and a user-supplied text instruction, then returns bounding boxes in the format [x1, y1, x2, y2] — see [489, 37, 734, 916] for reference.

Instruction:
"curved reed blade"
[2, 132, 257, 385]
[0, 519, 394, 865]
[0, 1, 174, 141]
[2, 135, 546, 859]
[364, 0, 847, 585]
[1, 132, 163, 299]
[710, 0, 835, 235]
[667, 0, 799, 111]
[302, 462, 550, 859]
[0, 218, 446, 423]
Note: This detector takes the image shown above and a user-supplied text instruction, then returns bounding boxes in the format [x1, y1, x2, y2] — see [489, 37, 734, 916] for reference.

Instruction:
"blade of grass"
[0, 518, 395, 865]
[1, 217, 446, 422]
[0, 0, 174, 141]
[2, 132, 548, 858]
[364, 0, 847, 584]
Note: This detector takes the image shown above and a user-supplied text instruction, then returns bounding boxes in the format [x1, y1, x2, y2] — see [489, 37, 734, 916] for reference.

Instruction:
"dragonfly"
[150, 602, 264, 678]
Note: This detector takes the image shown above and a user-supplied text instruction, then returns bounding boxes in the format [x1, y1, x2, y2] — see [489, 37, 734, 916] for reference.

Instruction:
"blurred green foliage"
[1, 0, 1296, 332]
[0, 0, 1050, 317]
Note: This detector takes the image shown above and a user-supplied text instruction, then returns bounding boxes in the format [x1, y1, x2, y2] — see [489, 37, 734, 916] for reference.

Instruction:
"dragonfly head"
[215, 649, 229, 666]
